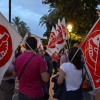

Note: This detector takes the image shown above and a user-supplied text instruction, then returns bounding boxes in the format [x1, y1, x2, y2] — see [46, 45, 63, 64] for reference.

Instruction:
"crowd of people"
[0, 36, 98, 100]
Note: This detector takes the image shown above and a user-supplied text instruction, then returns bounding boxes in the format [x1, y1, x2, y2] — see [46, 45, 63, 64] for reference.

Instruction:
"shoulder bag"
[81, 65, 93, 92]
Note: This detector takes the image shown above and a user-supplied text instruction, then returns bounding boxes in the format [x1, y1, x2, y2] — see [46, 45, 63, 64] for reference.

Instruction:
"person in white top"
[57, 47, 83, 100]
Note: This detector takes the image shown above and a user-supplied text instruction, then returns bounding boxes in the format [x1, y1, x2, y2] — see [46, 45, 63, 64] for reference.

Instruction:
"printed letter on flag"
[46, 27, 57, 56]
[0, 13, 22, 84]
[79, 17, 100, 88]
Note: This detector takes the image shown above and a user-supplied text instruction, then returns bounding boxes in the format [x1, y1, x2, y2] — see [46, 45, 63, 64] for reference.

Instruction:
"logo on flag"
[56, 25, 64, 44]
[46, 27, 57, 56]
[47, 31, 57, 48]
[0, 25, 12, 67]
[61, 18, 68, 40]
[0, 13, 22, 84]
[79, 18, 100, 88]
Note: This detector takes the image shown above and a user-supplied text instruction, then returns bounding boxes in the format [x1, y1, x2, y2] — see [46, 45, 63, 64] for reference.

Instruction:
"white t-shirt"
[60, 62, 82, 91]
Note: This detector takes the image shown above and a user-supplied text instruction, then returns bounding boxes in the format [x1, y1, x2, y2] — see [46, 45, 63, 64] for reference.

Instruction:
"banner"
[46, 26, 57, 56]
[79, 17, 100, 88]
[0, 13, 22, 84]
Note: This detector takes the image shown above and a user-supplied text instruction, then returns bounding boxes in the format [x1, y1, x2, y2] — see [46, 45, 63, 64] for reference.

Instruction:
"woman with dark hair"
[57, 47, 83, 100]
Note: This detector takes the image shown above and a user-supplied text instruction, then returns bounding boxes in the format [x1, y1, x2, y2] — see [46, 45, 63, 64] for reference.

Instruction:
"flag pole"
[25, 41, 36, 54]
[71, 48, 80, 61]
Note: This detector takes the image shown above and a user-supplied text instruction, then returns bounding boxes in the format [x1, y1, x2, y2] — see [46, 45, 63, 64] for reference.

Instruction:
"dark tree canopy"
[41, 0, 100, 42]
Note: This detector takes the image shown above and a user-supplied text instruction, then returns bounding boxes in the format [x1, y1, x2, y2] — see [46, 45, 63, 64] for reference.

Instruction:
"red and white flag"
[0, 13, 22, 84]
[46, 26, 57, 56]
[79, 17, 100, 88]
[56, 19, 65, 52]
[61, 18, 68, 40]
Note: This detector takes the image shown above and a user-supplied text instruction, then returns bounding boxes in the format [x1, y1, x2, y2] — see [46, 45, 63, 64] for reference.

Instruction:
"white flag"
[56, 19, 65, 52]
[37, 39, 43, 50]
[31, 34, 43, 50]
[46, 26, 57, 56]
[0, 13, 22, 84]
[21, 33, 28, 52]
[21, 33, 28, 48]
[61, 18, 68, 40]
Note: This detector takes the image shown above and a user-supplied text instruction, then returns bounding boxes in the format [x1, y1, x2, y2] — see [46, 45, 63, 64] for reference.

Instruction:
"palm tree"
[39, 14, 50, 28]
[39, 14, 53, 38]
[19, 21, 31, 37]
[12, 17, 31, 37]
[12, 17, 23, 29]
[39, 9, 61, 38]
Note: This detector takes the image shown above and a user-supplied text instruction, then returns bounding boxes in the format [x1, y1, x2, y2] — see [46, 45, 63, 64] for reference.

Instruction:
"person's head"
[37, 48, 44, 56]
[25, 37, 37, 51]
[68, 47, 83, 70]
[73, 43, 79, 47]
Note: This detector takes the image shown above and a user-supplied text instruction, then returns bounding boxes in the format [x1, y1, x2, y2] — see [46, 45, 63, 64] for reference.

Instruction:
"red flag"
[95, 37, 100, 77]
[79, 18, 100, 88]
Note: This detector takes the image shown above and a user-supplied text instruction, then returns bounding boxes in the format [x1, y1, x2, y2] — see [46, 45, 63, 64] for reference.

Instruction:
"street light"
[67, 24, 72, 48]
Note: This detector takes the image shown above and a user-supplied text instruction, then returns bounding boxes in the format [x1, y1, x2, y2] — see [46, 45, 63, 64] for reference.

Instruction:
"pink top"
[14, 52, 47, 98]
[60, 54, 68, 66]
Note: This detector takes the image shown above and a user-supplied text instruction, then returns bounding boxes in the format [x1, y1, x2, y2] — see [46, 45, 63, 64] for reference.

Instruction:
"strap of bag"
[82, 64, 91, 82]
[18, 54, 35, 80]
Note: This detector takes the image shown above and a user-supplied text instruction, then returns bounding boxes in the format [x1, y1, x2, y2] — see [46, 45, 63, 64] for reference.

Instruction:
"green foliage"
[41, 0, 100, 43]
[12, 17, 31, 37]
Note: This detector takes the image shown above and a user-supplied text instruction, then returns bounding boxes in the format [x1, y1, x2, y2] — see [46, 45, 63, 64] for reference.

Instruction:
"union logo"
[0, 25, 12, 67]
[84, 30, 100, 77]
